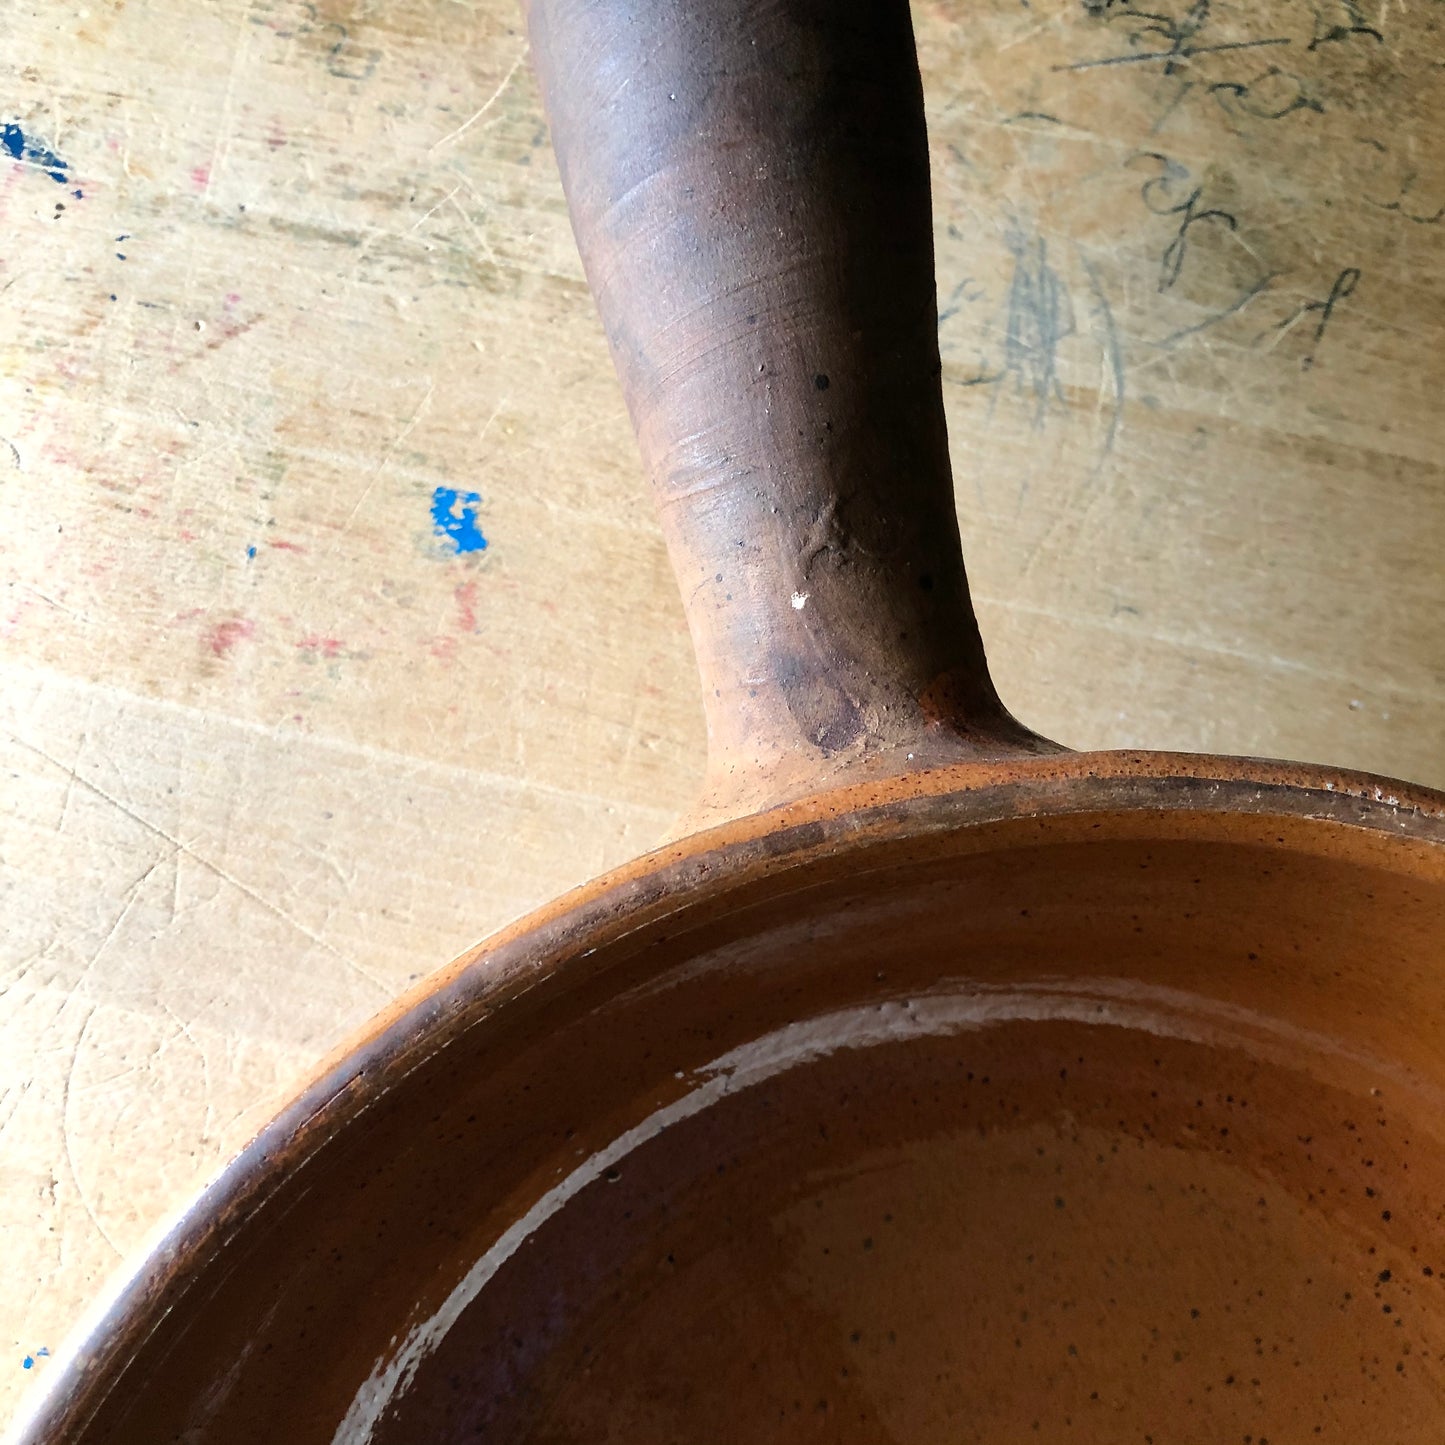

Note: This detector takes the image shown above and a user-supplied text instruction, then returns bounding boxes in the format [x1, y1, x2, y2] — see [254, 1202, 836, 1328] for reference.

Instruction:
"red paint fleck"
[207, 618, 255, 658]
[0, 596, 34, 637]
[190, 164, 210, 190]
[297, 635, 344, 658]
[428, 635, 458, 663]
[454, 579, 478, 633]
[224, 292, 241, 309]
[179, 528, 197, 542]
[269, 539, 307, 553]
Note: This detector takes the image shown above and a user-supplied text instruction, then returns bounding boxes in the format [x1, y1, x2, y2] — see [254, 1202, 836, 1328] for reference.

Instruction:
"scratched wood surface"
[2, 0, 1442, 1426]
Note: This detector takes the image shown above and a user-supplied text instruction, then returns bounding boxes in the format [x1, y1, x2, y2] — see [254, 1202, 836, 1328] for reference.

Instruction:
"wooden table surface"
[2, 0, 1442, 1427]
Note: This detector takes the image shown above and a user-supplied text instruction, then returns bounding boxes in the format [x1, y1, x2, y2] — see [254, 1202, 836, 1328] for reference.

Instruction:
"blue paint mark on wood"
[1, 123, 69, 184]
[430, 487, 488, 554]
[246, 544, 257, 560]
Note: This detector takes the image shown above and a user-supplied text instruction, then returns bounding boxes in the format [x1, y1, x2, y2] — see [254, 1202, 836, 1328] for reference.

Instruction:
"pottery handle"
[526, 0, 1054, 818]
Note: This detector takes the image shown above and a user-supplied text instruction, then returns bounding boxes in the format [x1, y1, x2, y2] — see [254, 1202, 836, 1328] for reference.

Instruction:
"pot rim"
[10, 747, 1445, 1445]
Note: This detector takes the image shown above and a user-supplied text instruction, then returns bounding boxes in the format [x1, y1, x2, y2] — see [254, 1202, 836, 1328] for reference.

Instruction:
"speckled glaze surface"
[12, 0, 1445, 1440]
[13, 759, 1445, 1443]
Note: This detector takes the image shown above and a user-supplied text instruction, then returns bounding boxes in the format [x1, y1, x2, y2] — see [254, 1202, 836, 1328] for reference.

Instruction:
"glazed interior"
[58, 800, 1445, 1444]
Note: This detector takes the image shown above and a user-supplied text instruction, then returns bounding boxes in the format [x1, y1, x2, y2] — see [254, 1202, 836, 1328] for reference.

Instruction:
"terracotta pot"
[14, 3, 1444, 1442]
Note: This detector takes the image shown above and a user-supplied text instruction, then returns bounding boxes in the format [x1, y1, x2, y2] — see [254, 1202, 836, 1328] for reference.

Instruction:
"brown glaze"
[11, 762, 1445, 1443]
[11, 3, 1445, 1444]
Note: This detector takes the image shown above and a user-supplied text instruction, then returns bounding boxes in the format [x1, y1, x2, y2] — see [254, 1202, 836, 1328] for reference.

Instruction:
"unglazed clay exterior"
[11, 2, 1445, 1443]
[527, 0, 1059, 823]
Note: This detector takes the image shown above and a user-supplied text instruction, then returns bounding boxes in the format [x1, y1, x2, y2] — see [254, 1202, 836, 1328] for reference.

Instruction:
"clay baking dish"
[14, 1, 1445, 1441]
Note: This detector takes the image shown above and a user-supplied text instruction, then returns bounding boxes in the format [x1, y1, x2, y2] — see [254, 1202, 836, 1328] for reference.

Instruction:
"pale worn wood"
[0, 0, 1440, 1428]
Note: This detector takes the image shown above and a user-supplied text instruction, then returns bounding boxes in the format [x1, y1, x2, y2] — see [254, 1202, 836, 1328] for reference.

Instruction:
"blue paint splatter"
[246, 544, 257, 560]
[0, 123, 69, 184]
[430, 487, 488, 554]
[21, 1357, 32, 1371]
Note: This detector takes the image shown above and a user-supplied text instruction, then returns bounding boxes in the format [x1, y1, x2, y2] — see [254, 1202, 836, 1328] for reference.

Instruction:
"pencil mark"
[938, 276, 986, 328]
[1088, 0, 1215, 58]
[1130, 151, 1238, 291]
[1005, 111, 1065, 125]
[1210, 66, 1323, 122]
[1365, 171, 1445, 226]
[247, 0, 318, 38]
[945, 140, 979, 177]
[1354, 137, 1445, 225]
[1308, 0, 1383, 50]
[1058, 37, 1291, 73]
[322, 22, 380, 82]
[938, 229, 1075, 433]
[248, 2, 379, 80]
[949, 365, 1008, 388]
[1076, 0, 1300, 85]
[1154, 269, 1278, 347]
[1077, 251, 1125, 458]
[1000, 227, 1075, 429]
[1258, 267, 1361, 370]
[1148, 77, 1195, 134]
